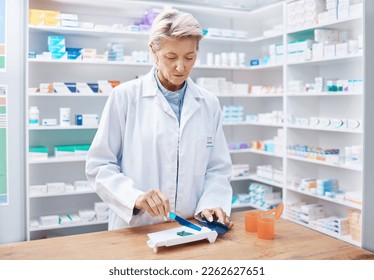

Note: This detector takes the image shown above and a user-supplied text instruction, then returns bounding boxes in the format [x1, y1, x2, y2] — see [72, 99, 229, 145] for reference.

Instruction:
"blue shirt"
[154, 70, 187, 124]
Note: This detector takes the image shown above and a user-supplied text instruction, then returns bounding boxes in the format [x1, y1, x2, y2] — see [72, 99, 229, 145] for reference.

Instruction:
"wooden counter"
[1, 211, 373, 260]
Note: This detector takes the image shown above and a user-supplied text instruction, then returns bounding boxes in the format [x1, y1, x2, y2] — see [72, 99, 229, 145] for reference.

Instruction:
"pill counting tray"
[147, 226, 218, 253]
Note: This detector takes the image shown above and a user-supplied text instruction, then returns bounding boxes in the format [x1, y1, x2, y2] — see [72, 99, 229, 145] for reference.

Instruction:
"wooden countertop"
[1, 211, 373, 260]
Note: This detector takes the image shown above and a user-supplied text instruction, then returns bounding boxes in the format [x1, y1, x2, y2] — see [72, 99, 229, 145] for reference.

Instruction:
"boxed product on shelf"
[29, 184, 48, 195]
[345, 191, 362, 204]
[46, 182, 66, 193]
[74, 144, 91, 155]
[232, 164, 250, 177]
[78, 209, 96, 222]
[349, 209, 362, 241]
[39, 215, 60, 227]
[248, 183, 282, 209]
[55, 145, 75, 157]
[75, 114, 99, 126]
[73, 180, 92, 192]
[29, 146, 48, 159]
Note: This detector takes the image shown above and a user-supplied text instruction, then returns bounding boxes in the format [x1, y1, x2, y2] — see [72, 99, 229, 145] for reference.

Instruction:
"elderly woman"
[86, 9, 234, 231]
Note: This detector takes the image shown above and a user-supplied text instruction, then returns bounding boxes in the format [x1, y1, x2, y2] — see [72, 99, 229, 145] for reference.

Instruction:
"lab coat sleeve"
[85, 88, 144, 224]
[194, 98, 233, 219]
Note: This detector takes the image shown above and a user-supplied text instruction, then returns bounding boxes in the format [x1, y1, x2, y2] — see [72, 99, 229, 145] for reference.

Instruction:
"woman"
[86, 9, 234, 231]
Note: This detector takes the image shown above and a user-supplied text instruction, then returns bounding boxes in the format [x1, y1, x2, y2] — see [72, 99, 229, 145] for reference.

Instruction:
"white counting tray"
[147, 226, 218, 253]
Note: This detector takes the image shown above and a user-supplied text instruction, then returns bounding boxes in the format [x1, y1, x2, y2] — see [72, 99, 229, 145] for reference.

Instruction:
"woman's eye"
[166, 56, 176, 60]
[186, 57, 193, 60]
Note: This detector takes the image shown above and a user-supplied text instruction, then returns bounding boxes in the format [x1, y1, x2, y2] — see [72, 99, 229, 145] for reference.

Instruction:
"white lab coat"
[86, 68, 232, 230]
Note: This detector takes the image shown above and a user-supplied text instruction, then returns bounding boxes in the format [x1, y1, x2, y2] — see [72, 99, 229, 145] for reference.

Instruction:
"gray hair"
[149, 9, 203, 51]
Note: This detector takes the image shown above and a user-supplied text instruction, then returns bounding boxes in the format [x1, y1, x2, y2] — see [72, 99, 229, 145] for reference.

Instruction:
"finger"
[155, 190, 170, 218]
[145, 194, 160, 216]
[201, 209, 214, 222]
[213, 208, 226, 224]
[225, 217, 234, 229]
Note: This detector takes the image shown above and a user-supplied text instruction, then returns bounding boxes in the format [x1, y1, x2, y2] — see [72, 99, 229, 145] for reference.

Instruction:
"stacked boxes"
[95, 202, 109, 221]
[232, 164, 250, 177]
[256, 165, 283, 184]
[222, 105, 244, 123]
[248, 183, 282, 209]
[287, 0, 326, 31]
[29, 146, 48, 159]
[48, 36, 67, 60]
[286, 202, 324, 224]
[29, 9, 60, 27]
[349, 209, 361, 241]
[54, 144, 91, 157]
[310, 216, 350, 235]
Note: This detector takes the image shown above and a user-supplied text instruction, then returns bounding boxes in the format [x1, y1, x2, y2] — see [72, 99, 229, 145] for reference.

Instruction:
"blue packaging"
[75, 114, 83, 125]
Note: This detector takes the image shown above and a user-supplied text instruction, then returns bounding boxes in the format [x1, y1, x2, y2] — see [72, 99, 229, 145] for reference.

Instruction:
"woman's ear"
[149, 43, 158, 65]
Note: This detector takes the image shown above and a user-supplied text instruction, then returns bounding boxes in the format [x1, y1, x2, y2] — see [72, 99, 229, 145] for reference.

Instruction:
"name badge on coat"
[206, 136, 214, 147]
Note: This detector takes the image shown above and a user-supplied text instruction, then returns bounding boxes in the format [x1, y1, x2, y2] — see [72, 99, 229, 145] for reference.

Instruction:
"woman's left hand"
[201, 208, 234, 229]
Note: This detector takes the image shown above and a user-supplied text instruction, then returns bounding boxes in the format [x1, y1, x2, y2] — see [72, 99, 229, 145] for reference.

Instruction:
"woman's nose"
[175, 60, 185, 73]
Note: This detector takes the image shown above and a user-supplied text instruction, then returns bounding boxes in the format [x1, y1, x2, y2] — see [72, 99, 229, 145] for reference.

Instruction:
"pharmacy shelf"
[29, 156, 86, 164]
[29, 25, 261, 45]
[28, 93, 110, 97]
[286, 187, 362, 210]
[28, 59, 254, 71]
[248, 33, 283, 43]
[29, 25, 150, 38]
[287, 53, 363, 66]
[287, 124, 363, 134]
[29, 219, 108, 232]
[30, 189, 96, 198]
[287, 91, 363, 97]
[29, 125, 98, 130]
[223, 122, 282, 127]
[216, 93, 284, 98]
[285, 216, 360, 247]
[287, 155, 362, 172]
[231, 175, 252, 182]
[29, 125, 99, 130]
[247, 174, 283, 189]
[231, 202, 274, 212]
[287, 15, 362, 34]
[28, 58, 153, 67]
[229, 149, 251, 154]
[248, 149, 283, 158]
[249, 64, 283, 70]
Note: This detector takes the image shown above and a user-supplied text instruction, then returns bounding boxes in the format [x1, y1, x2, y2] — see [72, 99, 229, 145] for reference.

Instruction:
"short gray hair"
[149, 9, 203, 51]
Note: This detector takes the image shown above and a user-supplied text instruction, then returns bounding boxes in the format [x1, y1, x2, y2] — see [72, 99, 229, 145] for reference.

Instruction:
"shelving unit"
[24, 0, 370, 249]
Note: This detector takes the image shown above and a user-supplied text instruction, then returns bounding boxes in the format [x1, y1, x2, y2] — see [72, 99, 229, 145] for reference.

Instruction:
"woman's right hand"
[134, 189, 170, 218]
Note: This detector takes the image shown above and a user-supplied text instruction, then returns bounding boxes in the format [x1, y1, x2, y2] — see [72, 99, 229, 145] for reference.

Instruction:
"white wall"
[0, 0, 27, 244]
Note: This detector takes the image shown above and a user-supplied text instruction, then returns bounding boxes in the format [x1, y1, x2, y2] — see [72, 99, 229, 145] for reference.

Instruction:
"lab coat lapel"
[180, 78, 201, 133]
[142, 68, 176, 120]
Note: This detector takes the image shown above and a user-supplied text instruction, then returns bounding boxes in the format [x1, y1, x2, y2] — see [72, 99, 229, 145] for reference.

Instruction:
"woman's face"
[153, 37, 197, 91]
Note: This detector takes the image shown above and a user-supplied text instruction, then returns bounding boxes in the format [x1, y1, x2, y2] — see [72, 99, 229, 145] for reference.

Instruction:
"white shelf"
[28, 93, 110, 97]
[287, 91, 363, 97]
[286, 187, 362, 210]
[231, 175, 252, 182]
[248, 33, 283, 43]
[30, 25, 267, 45]
[29, 220, 108, 232]
[30, 189, 96, 198]
[223, 122, 282, 127]
[29, 25, 150, 37]
[249, 64, 283, 70]
[248, 149, 283, 158]
[29, 125, 99, 130]
[229, 148, 251, 154]
[287, 124, 363, 134]
[287, 15, 362, 34]
[216, 93, 284, 98]
[247, 174, 283, 188]
[287, 155, 362, 171]
[29, 156, 87, 164]
[287, 53, 363, 66]
[285, 216, 361, 247]
[231, 202, 274, 212]
[28, 58, 153, 67]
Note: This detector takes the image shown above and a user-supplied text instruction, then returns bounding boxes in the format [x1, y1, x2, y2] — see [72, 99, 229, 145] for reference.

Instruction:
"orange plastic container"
[245, 212, 259, 232]
[257, 217, 275, 239]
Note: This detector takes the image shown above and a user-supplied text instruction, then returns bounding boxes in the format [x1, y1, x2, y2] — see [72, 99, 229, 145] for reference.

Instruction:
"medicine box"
[29, 146, 48, 159]
[48, 36, 65, 46]
[29, 185, 48, 195]
[42, 118, 57, 126]
[46, 182, 66, 193]
[39, 215, 60, 227]
[336, 43, 348, 56]
[54, 145, 75, 157]
[324, 44, 336, 58]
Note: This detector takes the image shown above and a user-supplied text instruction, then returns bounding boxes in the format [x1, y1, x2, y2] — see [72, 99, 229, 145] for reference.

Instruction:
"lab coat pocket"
[194, 135, 212, 176]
